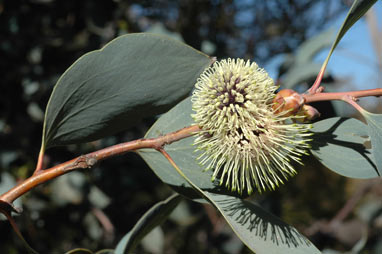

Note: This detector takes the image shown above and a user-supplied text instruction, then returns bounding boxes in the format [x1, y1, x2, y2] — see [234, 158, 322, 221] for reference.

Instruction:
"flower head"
[192, 58, 312, 194]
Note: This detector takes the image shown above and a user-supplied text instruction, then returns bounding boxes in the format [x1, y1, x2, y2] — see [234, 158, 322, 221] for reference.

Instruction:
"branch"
[0, 125, 200, 205]
[303, 88, 382, 104]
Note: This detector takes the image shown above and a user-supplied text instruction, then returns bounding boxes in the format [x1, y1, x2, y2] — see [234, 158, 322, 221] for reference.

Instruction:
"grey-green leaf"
[114, 194, 182, 254]
[311, 117, 379, 178]
[359, 111, 382, 176]
[42, 33, 211, 148]
[207, 194, 321, 254]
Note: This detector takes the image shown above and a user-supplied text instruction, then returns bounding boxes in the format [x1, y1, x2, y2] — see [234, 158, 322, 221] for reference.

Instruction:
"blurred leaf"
[50, 172, 87, 206]
[283, 63, 326, 89]
[115, 194, 182, 254]
[359, 111, 382, 176]
[89, 186, 111, 209]
[295, 29, 334, 64]
[311, 117, 379, 178]
[138, 97, 240, 200]
[42, 33, 211, 148]
[141, 226, 164, 254]
[0, 151, 18, 168]
[281, 29, 333, 89]
[84, 212, 103, 241]
[169, 200, 197, 226]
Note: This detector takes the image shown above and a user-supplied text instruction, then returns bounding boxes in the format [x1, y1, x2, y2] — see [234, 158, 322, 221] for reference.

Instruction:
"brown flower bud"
[272, 89, 305, 116]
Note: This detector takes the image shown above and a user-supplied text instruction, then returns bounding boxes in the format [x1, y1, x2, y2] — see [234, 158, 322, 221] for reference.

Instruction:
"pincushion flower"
[191, 58, 312, 194]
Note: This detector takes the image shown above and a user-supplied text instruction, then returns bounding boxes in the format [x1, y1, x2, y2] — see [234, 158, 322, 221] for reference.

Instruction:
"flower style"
[191, 58, 312, 194]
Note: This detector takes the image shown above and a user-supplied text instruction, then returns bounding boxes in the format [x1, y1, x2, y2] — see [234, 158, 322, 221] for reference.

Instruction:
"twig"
[303, 88, 382, 104]
[0, 125, 200, 205]
[33, 147, 45, 175]
[341, 94, 366, 113]
[308, 65, 327, 94]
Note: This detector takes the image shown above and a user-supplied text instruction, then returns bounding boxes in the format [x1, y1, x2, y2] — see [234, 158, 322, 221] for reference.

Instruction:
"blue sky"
[318, 1, 381, 90]
[265, 1, 382, 113]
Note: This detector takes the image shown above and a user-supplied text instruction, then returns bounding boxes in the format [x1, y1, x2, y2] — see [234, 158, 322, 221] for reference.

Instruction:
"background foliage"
[0, 0, 381, 253]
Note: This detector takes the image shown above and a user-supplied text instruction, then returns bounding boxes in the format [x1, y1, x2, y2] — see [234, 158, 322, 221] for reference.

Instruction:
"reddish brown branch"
[34, 148, 45, 175]
[0, 125, 200, 205]
[303, 88, 382, 104]
[308, 66, 326, 94]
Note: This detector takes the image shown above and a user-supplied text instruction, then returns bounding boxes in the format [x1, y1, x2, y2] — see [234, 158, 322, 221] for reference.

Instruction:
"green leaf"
[311, 117, 379, 178]
[138, 97, 239, 200]
[359, 111, 382, 176]
[42, 33, 211, 148]
[115, 194, 182, 254]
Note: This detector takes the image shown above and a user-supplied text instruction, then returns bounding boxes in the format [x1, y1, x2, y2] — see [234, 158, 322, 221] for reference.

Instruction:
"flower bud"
[272, 89, 305, 117]
[296, 105, 320, 122]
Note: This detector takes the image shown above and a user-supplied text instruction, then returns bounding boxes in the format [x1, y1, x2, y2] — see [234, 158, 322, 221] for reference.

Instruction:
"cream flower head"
[192, 58, 312, 194]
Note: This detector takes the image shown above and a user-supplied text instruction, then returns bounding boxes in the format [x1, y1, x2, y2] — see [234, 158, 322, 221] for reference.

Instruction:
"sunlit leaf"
[311, 117, 379, 178]
[206, 194, 321, 254]
[42, 33, 211, 149]
[114, 194, 182, 254]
